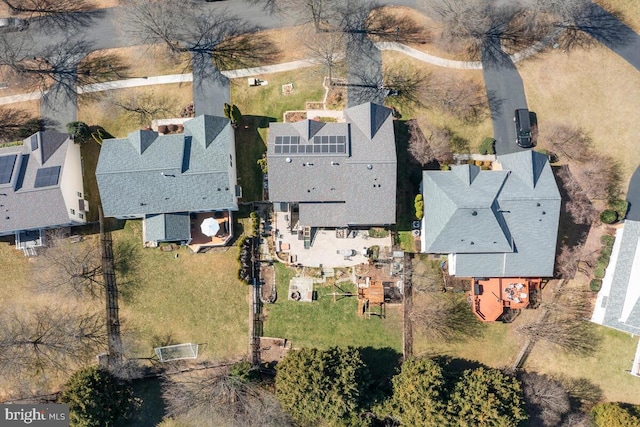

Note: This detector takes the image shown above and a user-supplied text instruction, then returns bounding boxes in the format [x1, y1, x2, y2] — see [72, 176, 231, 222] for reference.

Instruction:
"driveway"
[346, 37, 385, 107]
[481, 45, 531, 156]
[191, 53, 230, 117]
[626, 166, 640, 221]
[581, 3, 640, 72]
[40, 83, 77, 132]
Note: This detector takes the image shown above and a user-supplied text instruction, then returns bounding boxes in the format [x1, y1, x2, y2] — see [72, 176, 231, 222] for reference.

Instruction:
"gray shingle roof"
[422, 150, 561, 277]
[0, 131, 77, 235]
[144, 212, 190, 243]
[96, 115, 238, 218]
[599, 220, 640, 334]
[267, 103, 397, 227]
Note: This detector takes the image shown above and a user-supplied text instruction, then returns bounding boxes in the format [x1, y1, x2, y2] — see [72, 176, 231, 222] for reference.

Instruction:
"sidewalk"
[0, 38, 556, 107]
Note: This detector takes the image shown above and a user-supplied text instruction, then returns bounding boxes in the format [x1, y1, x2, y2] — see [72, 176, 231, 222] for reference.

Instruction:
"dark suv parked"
[514, 109, 533, 148]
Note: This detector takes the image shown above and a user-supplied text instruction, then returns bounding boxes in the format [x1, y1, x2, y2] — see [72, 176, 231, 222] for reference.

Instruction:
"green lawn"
[114, 221, 249, 361]
[231, 66, 326, 122]
[262, 263, 402, 351]
[524, 325, 640, 404]
[235, 117, 269, 202]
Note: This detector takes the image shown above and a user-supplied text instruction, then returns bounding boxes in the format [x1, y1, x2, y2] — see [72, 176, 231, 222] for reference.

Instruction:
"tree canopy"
[386, 358, 448, 427]
[591, 402, 640, 427]
[60, 366, 137, 427]
[275, 347, 369, 425]
[447, 367, 528, 427]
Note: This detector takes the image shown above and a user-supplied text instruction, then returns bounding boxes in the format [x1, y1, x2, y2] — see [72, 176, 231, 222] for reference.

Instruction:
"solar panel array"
[34, 166, 61, 188]
[274, 135, 347, 155]
[0, 155, 17, 185]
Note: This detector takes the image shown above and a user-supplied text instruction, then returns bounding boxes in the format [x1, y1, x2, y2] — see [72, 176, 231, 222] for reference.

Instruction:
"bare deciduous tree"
[543, 123, 592, 163]
[162, 366, 292, 427]
[0, 0, 98, 33]
[335, 0, 429, 44]
[300, 27, 344, 84]
[407, 119, 453, 166]
[556, 166, 595, 225]
[105, 90, 176, 125]
[427, 74, 489, 123]
[572, 156, 619, 201]
[0, 306, 106, 378]
[410, 293, 485, 341]
[120, 0, 279, 76]
[0, 35, 127, 107]
[517, 291, 600, 356]
[555, 243, 581, 279]
[424, 0, 545, 61]
[34, 233, 103, 298]
[520, 372, 571, 427]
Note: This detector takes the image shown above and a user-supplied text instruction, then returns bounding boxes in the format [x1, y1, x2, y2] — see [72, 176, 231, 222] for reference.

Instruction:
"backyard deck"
[468, 277, 541, 322]
[188, 211, 233, 253]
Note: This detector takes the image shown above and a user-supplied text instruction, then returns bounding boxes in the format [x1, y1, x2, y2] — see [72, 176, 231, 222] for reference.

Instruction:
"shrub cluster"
[478, 137, 495, 155]
[414, 194, 424, 220]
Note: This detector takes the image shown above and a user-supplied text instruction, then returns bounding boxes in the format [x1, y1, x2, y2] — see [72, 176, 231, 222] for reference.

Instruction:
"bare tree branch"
[0, 306, 106, 379]
[120, 0, 280, 74]
[0, 0, 100, 33]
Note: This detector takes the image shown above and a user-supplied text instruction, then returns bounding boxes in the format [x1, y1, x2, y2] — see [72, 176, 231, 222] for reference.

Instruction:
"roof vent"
[367, 164, 373, 170]
[331, 161, 339, 166]
[285, 158, 292, 163]
[471, 211, 478, 216]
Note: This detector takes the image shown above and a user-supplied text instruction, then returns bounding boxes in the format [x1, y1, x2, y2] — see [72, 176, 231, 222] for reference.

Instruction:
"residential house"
[591, 166, 640, 375]
[421, 150, 561, 278]
[267, 102, 397, 235]
[96, 115, 239, 249]
[0, 131, 88, 254]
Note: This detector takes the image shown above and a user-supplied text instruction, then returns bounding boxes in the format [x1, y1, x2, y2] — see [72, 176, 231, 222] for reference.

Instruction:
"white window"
[70, 208, 75, 215]
[79, 213, 84, 219]
[77, 191, 82, 198]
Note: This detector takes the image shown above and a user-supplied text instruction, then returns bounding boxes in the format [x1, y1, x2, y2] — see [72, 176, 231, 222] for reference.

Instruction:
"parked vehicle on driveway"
[0, 18, 28, 33]
[514, 108, 533, 148]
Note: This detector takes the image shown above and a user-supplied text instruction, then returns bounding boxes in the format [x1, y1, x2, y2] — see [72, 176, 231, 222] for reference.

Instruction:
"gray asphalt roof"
[422, 150, 561, 277]
[96, 115, 238, 218]
[267, 103, 397, 227]
[144, 212, 191, 243]
[0, 131, 76, 235]
[599, 220, 640, 334]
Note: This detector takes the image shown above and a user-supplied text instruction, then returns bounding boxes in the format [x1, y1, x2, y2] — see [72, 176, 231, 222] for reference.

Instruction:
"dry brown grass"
[382, 51, 494, 149]
[262, 25, 315, 63]
[601, 0, 640, 32]
[518, 45, 640, 186]
[378, 6, 462, 60]
[78, 83, 193, 138]
[91, 45, 190, 79]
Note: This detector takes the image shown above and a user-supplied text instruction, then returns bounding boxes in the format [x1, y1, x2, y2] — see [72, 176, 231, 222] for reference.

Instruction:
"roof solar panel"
[0, 155, 17, 184]
[34, 166, 61, 188]
[274, 135, 347, 156]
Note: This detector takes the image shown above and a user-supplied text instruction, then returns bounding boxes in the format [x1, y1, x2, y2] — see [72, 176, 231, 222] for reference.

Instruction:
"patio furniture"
[515, 283, 524, 290]
[520, 293, 528, 299]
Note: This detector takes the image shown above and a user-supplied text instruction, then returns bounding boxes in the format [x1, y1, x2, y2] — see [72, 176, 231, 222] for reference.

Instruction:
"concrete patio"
[273, 211, 392, 268]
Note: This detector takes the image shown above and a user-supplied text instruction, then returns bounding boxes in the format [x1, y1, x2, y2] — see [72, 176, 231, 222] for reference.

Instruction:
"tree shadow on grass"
[393, 120, 423, 232]
[121, 377, 166, 427]
[358, 346, 402, 407]
[235, 115, 275, 203]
